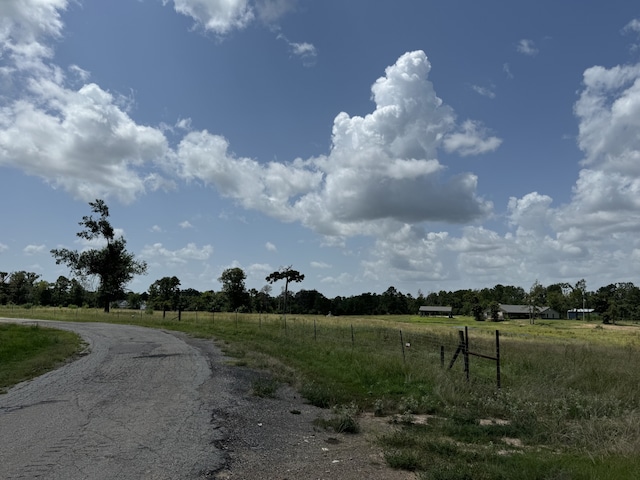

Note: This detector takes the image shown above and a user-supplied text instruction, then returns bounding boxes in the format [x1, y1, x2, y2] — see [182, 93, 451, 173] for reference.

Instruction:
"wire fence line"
[0, 306, 502, 388]
[222, 313, 502, 388]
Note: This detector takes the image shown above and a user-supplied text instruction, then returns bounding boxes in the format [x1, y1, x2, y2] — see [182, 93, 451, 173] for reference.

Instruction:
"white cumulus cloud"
[175, 51, 498, 240]
[141, 242, 213, 265]
[23, 244, 46, 255]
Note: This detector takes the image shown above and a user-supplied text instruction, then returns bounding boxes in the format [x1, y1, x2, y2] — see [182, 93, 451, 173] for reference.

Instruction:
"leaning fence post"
[351, 324, 355, 347]
[448, 330, 466, 369]
[496, 329, 501, 389]
[400, 330, 406, 364]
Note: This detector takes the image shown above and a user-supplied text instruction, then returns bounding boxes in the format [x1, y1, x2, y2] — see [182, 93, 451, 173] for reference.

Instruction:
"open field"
[2, 306, 640, 479]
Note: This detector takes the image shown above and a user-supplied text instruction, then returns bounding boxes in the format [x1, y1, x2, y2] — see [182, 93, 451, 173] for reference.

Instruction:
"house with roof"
[491, 304, 560, 320]
[419, 306, 453, 317]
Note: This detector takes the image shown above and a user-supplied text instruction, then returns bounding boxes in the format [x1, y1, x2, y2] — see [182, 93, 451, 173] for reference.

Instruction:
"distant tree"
[292, 289, 330, 315]
[180, 288, 202, 311]
[51, 199, 147, 312]
[471, 294, 485, 321]
[33, 280, 52, 306]
[527, 280, 545, 324]
[0, 272, 9, 304]
[126, 292, 144, 310]
[148, 276, 181, 316]
[258, 285, 273, 313]
[489, 301, 501, 322]
[69, 279, 87, 307]
[265, 266, 304, 320]
[219, 267, 248, 311]
[7, 271, 40, 305]
[51, 275, 72, 306]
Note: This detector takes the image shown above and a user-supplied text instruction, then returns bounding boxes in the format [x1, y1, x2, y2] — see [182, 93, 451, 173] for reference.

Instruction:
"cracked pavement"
[0, 320, 223, 480]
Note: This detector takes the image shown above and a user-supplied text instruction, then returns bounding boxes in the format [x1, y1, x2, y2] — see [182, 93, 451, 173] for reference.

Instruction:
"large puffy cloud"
[177, 130, 323, 221]
[0, 1, 172, 203]
[454, 59, 640, 290]
[359, 56, 640, 290]
[0, 79, 171, 203]
[560, 62, 640, 236]
[177, 51, 497, 238]
[575, 63, 640, 175]
[0, 0, 67, 61]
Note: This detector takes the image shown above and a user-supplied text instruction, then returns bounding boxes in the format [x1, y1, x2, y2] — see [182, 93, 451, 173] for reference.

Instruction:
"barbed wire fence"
[222, 313, 502, 389]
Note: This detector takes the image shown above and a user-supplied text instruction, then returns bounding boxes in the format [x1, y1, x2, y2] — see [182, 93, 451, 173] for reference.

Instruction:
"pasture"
[1, 305, 639, 479]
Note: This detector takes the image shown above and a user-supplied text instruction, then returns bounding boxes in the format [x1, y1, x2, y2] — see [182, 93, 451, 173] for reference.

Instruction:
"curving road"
[0, 319, 224, 480]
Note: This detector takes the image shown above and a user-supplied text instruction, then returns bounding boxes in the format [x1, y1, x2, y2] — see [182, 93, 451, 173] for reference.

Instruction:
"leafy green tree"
[489, 301, 501, 321]
[526, 280, 545, 324]
[266, 266, 304, 320]
[52, 275, 71, 306]
[470, 294, 485, 321]
[148, 276, 181, 315]
[257, 285, 273, 313]
[126, 292, 144, 310]
[219, 267, 248, 311]
[51, 199, 147, 312]
[69, 279, 87, 307]
[33, 281, 52, 306]
[0, 272, 9, 305]
[8, 271, 40, 305]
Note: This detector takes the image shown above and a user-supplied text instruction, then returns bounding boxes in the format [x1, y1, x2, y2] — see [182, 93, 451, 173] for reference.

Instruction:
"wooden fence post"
[496, 329, 501, 389]
[464, 326, 470, 382]
[400, 330, 406, 364]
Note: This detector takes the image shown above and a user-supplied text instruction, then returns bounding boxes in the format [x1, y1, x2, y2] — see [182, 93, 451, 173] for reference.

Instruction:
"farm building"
[490, 304, 560, 320]
[567, 308, 595, 320]
[419, 306, 453, 317]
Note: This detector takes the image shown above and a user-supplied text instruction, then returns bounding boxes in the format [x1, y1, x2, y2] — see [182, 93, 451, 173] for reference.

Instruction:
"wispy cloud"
[23, 244, 46, 255]
[311, 261, 331, 269]
[517, 39, 538, 56]
[277, 33, 317, 66]
[503, 62, 514, 79]
[471, 84, 496, 99]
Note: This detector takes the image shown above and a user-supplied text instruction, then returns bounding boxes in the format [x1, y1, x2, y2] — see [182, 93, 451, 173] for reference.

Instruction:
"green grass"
[1, 306, 640, 477]
[0, 322, 84, 393]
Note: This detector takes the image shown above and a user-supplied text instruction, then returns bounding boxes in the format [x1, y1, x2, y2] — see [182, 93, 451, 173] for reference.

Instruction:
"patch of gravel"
[181, 334, 415, 480]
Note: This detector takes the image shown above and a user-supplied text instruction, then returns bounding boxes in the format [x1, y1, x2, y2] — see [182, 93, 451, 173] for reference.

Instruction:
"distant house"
[419, 306, 453, 317]
[539, 306, 561, 319]
[492, 304, 560, 320]
[567, 308, 595, 320]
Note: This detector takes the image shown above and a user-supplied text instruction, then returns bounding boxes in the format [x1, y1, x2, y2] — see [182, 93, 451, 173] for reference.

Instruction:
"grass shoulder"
[0, 322, 84, 393]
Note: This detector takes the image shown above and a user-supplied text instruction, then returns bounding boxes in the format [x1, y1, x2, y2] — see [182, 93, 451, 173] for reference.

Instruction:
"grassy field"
[0, 321, 84, 393]
[1, 306, 639, 479]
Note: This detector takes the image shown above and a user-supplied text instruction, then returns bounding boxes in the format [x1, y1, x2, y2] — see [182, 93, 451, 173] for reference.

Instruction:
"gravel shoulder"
[183, 334, 416, 480]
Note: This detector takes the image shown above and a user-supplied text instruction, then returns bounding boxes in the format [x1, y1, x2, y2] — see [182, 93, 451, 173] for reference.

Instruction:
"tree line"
[2, 200, 639, 323]
[3, 268, 640, 323]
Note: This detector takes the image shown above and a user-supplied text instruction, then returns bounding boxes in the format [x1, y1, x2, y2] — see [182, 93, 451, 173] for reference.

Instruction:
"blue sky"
[2, 0, 640, 298]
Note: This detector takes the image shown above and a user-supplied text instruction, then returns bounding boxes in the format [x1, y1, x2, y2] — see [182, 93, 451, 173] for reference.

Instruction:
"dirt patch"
[182, 335, 415, 480]
[574, 323, 639, 331]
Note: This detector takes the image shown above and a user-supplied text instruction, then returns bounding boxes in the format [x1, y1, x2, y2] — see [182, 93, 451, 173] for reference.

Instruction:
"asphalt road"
[0, 319, 224, 480]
